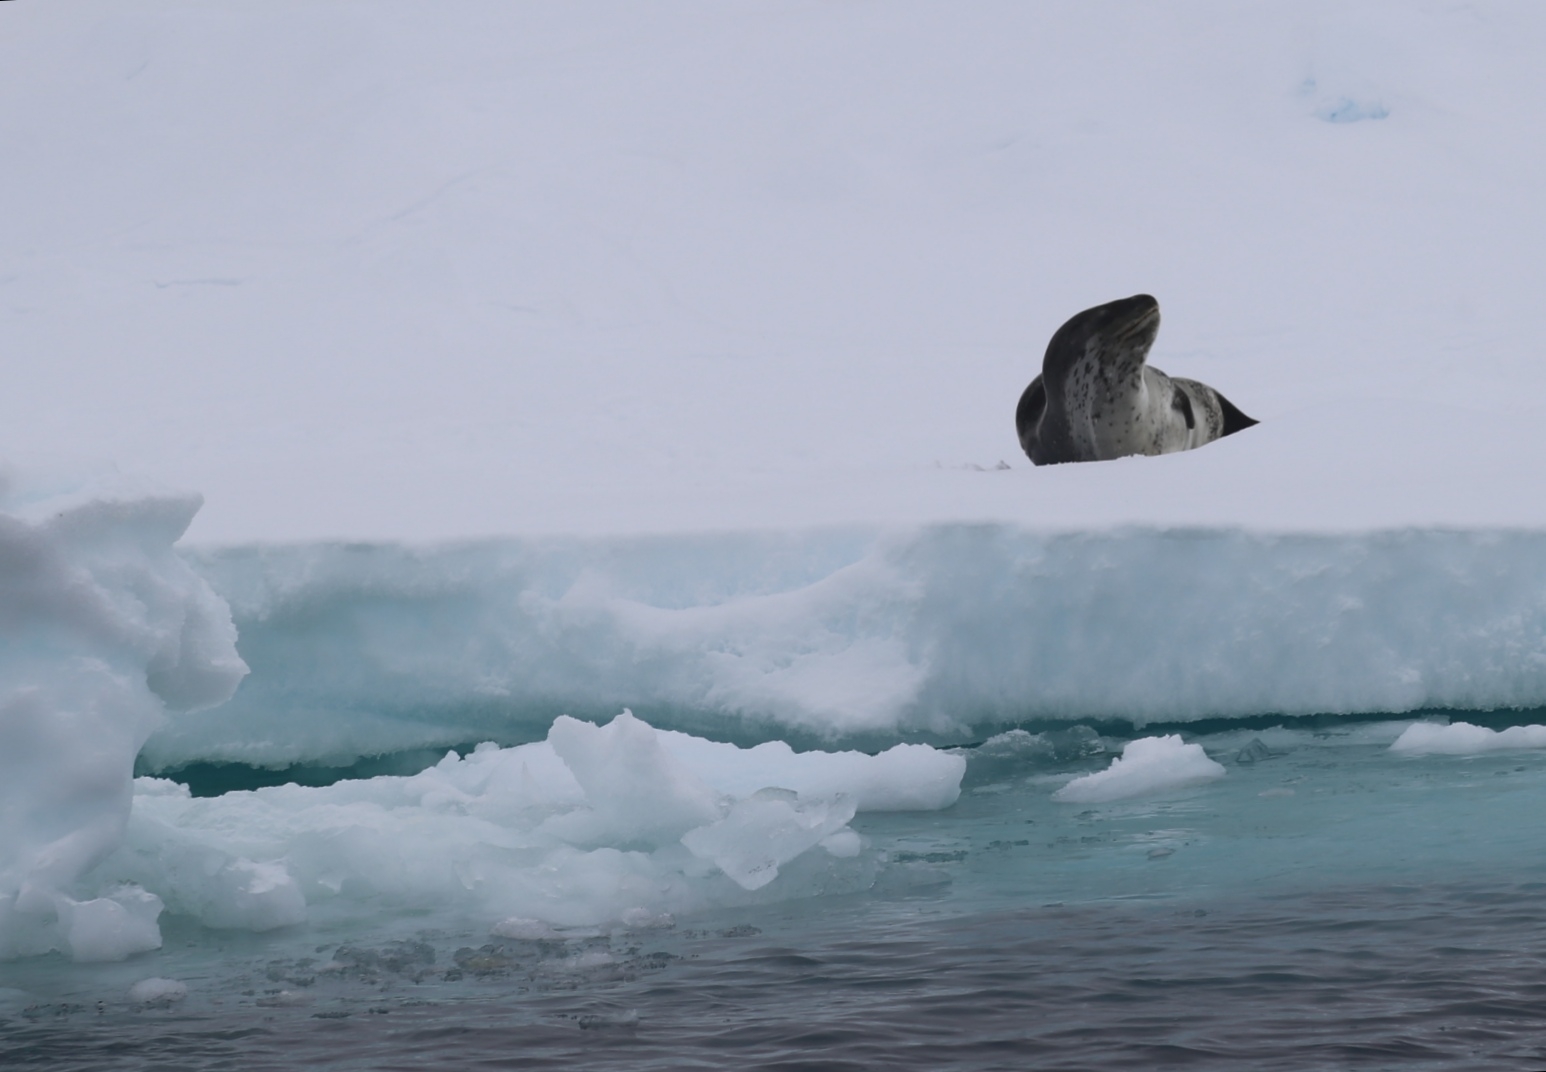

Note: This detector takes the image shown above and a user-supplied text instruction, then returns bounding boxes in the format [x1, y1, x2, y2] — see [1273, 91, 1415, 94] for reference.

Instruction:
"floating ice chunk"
[128, 977, 188, 1005]
[1234, 738, 1281, 765]
[1390, 721, 1546, 756]
[195, 859, 306, 932]
[963, 727, 1107, 786]
[54, 886, 164, 963]
[978, 729, 1042, 753]
[619, 907, 674, 929]
[543, 711, 724, 848]
[1053, 736, 1226, 804]
[682, 788, 858, 891]
[978, 726, 1105, 764]
[255, 990, 310, 1007]
[657, 732, 964, 811]
[99, 787, 306, 932]
[819, 829, 862, 858]
[578, 1009, 640, 1030]
[95, 712, 963, 935]
[491, 917, 561, 940]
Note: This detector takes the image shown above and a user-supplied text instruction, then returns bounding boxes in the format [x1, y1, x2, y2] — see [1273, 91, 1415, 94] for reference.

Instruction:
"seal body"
[1016, 294, 1256, 466]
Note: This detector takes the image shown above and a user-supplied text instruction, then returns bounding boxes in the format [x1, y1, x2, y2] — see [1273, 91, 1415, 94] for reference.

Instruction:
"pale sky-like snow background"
[5, 0, 1545, 542]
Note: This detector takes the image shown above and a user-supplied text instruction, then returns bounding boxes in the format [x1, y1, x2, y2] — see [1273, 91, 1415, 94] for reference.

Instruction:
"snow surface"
[1391, 721, 1546, 755]
[1052, 735, 1227, 804]
[4, 2, 1546, 542]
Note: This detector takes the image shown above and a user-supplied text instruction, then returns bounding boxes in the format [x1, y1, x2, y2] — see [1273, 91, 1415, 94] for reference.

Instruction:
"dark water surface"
[8, 876, 1546, 1072]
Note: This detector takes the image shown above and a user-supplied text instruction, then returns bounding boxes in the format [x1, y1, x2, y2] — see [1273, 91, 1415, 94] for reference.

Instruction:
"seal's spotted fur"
[1016, 294, 1256, 465]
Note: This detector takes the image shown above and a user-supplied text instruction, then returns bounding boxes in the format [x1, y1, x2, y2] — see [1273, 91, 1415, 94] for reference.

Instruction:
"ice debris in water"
[681, 788, 857, 891]
[978, 726, 1106, 764]
[0, 467, 247, 962]
[1234, 738, 1282, 765]
[1391, 721, 1546, 756]
[543, 711, 723, 848]
[61, 711, 963, 951]
[127, 977, 188, 1006]
[491, 917, 563, 941]
[51, 885, 167, 964]
[963, 727, 1106, 786]
[1053, 736, 1226, 804]
[819, 829, 862, 858]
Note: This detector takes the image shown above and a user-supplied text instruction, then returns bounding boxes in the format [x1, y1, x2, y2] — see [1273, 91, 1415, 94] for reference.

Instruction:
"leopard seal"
[1015, 294, 1256, 465]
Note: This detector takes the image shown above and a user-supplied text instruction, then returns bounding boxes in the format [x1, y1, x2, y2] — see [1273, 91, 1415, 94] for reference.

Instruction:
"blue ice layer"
[153, 526, 1546, 769]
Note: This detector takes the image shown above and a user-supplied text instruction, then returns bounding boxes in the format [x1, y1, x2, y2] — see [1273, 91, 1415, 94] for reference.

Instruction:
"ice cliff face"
[0, 470, 246, 961]
[148, 527, 1546, 770]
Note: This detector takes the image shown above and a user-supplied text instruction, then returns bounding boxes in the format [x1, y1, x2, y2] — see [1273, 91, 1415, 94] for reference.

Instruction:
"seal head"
[1016, 294, 1256, 465]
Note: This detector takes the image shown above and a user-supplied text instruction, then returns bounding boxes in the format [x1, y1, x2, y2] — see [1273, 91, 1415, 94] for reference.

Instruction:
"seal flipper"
[1215, 391, 1258, 437]
[1015, 376, 1047, 463]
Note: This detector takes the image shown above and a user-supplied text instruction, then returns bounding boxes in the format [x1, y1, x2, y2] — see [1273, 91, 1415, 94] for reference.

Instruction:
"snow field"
[5, 3, 1546, 541]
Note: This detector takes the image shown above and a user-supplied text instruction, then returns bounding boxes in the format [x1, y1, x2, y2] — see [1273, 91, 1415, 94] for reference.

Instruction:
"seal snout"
[1110, 296, 1160, 349]
[1113, 294, 1160, 334]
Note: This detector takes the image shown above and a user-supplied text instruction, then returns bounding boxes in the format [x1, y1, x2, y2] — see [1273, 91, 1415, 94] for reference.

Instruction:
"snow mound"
[0, 468, 246, 962]
[1390, 721, 1546, 756]
[1053, 735, 1226, 804]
